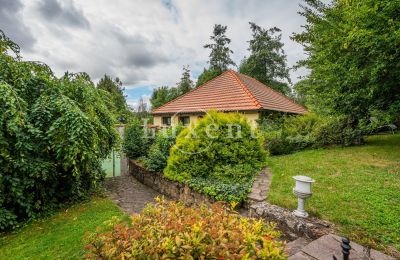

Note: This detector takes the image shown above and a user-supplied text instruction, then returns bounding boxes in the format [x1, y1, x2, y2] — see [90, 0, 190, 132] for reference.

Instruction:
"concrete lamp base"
[293, 190, 312, 218]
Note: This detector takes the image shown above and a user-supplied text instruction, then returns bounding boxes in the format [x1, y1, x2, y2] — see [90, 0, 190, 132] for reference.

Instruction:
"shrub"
[123, 119, 152, 159]
[0, 31, 118, 230]
[142, 125, 183, 172]
[164, 111, 267, 202]
[85, 198, 286, 259]
[262, 113, 363, 155]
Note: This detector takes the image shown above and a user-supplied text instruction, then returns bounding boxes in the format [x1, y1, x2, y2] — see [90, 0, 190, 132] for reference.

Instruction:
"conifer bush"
[164, 111, 268, 202]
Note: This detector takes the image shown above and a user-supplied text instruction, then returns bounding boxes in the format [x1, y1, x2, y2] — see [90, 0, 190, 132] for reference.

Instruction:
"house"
[152, 70, 307, 127]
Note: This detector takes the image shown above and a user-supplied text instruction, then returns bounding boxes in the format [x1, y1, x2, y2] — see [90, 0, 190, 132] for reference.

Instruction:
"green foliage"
[97, 74, 131, 122]
[189, 164, 257, 202]
[177, 65, 194, 94]
[123, 119, 151, 159]
[150, 86, 178, 109]
[292, 0, 400, 121]
[0, 31, 118, 230]
[195, 68, 222, 87]
[261, 113, 363, 155]
[239, 22, 291, 95]
[143, 125, 183, 172]
[150, 66, 194, 109]
[85, 198, 286, 259]
[164, 111, 268, 202]
[204, 24, 236, 72]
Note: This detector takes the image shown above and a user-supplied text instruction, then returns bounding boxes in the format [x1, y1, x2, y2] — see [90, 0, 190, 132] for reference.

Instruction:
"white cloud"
[8, 0, 309, 89]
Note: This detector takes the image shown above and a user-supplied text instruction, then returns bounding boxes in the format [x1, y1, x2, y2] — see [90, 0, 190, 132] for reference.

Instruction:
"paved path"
[105, 173, 161, 215]
[288, 234, 395, 260]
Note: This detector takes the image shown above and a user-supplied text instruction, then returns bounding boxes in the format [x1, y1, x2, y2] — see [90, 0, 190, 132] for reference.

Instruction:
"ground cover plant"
[85, 198, 286, 259]
[0, 31, 118, 230]
[0, 197, 125, 259]
[164, 111, 268, 203]
[268, 134, 400, 254]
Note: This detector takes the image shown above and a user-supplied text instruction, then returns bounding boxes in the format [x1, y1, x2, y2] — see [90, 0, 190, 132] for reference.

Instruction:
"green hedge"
[164, 111, 268, 203]
[261, 113, 363, 155]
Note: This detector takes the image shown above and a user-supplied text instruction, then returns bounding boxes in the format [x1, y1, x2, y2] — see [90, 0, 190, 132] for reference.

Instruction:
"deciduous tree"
[292, 0, 400, 123]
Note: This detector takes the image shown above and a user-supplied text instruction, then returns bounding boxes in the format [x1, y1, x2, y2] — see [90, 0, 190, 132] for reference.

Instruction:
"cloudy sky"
[1, 0, 310, 108]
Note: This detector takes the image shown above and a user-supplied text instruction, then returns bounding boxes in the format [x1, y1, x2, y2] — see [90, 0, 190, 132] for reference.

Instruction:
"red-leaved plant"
[84, 197, 286, 259]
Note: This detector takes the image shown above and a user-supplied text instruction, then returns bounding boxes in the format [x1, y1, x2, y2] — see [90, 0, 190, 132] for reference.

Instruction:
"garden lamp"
[292, 175, 315, 218]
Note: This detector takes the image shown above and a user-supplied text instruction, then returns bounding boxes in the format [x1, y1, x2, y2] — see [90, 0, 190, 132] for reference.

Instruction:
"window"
[179, 116, 190, 126]
[162, 116, 171, 126]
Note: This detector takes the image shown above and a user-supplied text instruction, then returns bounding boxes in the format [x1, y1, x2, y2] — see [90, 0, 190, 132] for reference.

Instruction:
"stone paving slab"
[289, 234, 395, 260]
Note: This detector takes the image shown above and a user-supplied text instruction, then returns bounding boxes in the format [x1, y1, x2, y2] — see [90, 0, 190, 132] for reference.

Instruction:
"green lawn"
[0, 197, 125, 260]
[268, 134, 400, 252]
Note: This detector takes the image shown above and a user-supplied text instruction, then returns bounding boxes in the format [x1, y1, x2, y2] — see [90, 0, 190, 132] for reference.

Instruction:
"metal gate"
[102, 150, 121, 177]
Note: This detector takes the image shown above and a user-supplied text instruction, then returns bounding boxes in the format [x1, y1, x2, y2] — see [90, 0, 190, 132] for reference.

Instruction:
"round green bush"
[164, 111, 268, 202]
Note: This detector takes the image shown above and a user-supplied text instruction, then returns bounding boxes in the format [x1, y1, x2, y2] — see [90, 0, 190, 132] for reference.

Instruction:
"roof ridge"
[152, 70, 232, 113]
[237, 72, 307, 111]
[229, 70, 262, 109]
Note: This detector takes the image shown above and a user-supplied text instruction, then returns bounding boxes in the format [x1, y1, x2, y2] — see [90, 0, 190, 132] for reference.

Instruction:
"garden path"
[105, 171, 161, 215]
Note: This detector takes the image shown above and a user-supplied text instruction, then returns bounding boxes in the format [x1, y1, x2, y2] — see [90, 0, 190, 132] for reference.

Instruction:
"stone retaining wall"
[129, 160, 217, 206]
[249, 202, 332, 240]
[129, 160, 332, 241]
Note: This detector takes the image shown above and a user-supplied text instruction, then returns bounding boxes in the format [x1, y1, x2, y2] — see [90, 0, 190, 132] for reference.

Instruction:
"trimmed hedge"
[164, 111, 268, 203]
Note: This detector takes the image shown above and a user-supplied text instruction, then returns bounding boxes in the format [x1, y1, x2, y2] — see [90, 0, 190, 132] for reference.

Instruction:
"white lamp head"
[293, 175, 315, 194]
[292, 175, 315, 218]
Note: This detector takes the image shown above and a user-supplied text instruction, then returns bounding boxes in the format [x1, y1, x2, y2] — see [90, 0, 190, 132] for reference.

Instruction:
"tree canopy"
[239, 22, 291, 95]
[97, 74, 130, 122]
[292, 0, 400, 122]
[150, 66, 194, 109]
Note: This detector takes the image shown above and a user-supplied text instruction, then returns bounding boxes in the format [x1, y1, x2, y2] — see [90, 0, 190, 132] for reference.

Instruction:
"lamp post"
[293, 175, 315, 218]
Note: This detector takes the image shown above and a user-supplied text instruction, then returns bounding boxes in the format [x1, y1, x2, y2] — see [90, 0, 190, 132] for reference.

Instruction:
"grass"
[0, 197, 125, 259]
[268, 133, 400, 252]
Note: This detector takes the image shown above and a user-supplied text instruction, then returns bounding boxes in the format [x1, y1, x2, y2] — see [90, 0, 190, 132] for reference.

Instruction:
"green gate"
[102, 151, 121, 177]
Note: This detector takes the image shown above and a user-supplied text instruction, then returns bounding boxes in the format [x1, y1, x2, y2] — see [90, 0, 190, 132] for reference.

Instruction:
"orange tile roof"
[152, 70, 307, 115]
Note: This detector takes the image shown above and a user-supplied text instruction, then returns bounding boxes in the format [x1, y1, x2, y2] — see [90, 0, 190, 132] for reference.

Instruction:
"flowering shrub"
[85, 198, 286, 259]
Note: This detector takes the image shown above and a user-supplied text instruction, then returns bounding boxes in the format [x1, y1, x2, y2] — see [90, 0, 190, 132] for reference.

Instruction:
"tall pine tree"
[177, 65, 194, 94]
[240, 22, 291, 95]
[196, 24, 235, 87]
